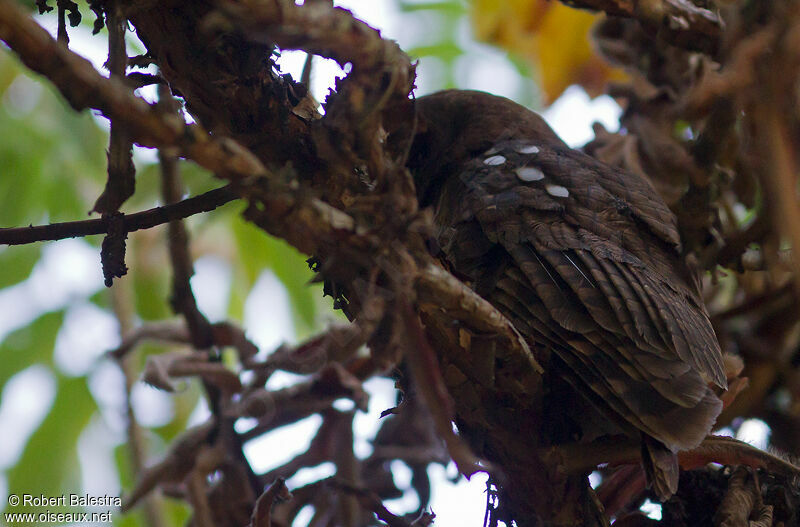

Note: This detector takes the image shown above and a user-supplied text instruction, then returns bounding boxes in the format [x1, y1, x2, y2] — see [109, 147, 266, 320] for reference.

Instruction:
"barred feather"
[409, 89, 727, 496]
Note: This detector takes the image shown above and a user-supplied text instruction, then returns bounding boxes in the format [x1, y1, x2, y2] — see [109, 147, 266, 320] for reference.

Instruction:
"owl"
[407, 90, 726, 502]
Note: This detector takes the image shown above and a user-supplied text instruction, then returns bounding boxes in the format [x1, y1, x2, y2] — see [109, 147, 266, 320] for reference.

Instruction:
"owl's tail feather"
[593, 436, 676, 516]
[641, 434, 679, 500]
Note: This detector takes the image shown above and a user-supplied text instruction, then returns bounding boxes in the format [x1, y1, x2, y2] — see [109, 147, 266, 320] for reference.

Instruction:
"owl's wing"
[432, 139, 725, 451]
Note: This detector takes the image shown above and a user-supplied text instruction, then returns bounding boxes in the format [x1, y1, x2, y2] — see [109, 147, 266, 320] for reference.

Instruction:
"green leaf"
[132, 271, 172, 321]
[407, 42, 463, 62]
[0, 245, 40, 289]
[180, 162, 219, 198]
[5, 375, 97, 522]
[0, 310, 63, 392]
[231, 215, 318, 334]
[128, 232, 172, 321]
[0, 65, 108, 227]
[113, 443, 136, 492]
[0, 48, 24, 94]
[398, 0, 466, 14]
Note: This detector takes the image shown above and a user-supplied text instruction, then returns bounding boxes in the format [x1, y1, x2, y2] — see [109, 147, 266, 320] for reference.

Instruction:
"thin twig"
[400, 301, 483, 478]
[121, 422, 215, 512]
[0, 186, 237, 246]
[252, 299, 383, 374]
[239, 363, 369, 440]
[107, 320, 191, 360]
[96, 0, 135, 286]
[0, 0, 371, 261]
[93, 0, 134, 215]
[328, 479, 413, 527]
[158, 84, 214, 350]
[56, 0, 68, 44]
[251, 478, 292, 527]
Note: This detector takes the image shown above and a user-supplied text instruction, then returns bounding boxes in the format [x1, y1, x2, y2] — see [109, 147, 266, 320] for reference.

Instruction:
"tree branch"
[251, 478, 292, 527]
[0, 186, 237, 246]
[566, 0, 722, 52]
[0, 6, 551, 523]
[95, 1, 135, 286]
[327, 479, 414, 527]
[0, 0, 268, 183]
[93, 0, 135, 215]
[157, 86, 214, 350]
[212, 0, 412, 76]
[0, 1, 371, 259]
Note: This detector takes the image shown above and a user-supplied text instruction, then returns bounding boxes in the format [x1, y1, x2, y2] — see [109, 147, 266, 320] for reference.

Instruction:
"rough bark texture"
[3, 0, 800, 526]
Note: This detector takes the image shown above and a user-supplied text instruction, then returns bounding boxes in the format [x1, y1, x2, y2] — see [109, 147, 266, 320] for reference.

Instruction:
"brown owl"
[407, 90, 726, 502]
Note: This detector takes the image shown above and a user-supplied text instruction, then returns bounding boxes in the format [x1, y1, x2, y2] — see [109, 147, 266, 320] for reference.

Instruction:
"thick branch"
[212, 0, 417, 199]
[0, 0, 267, 183]
[0, 8, 552, 523]
[566, 0, 722, 52]
[416, 263, 541, 375]
[0, 186, 237, 246]
[550, 435, 800, 478]
[0, 2, 373, 259]
[214, 0, 411, 75]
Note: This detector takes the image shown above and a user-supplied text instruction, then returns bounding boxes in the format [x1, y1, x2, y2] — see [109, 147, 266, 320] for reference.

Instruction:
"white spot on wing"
[515, 144, 540, 155]
[484, 155, 506, 166]
[515, 166, 545, 182]
[546, 184, 569, 198]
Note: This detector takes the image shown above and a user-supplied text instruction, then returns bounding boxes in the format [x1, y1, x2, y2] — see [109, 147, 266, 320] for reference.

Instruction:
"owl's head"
[407, 90, 565, 206]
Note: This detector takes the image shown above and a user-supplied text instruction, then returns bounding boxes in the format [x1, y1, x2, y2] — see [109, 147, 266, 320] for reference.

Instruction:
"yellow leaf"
[471, 0, 625, 103]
